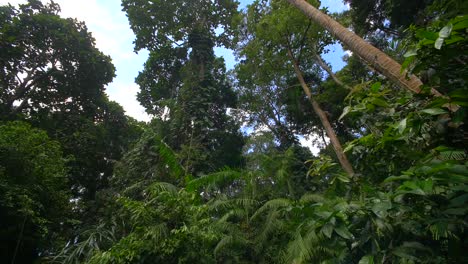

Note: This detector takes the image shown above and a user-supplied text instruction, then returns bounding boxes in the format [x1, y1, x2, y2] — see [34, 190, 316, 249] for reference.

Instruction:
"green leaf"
[372, 200, 392, 218]
[359, 255, 374, 264]
[334, 225, 353, 240]
[445, 35, 464, 45]
[321, 223, 333, 238]
[370, 82, 381, 92]
[415, 29, 438, 40]
[403, 49, 417, 57]
[449, 89, 468, 99]
[439, 23, 453, 38]
[420, 108, 448, 115]
[452, 18, 468, 30]
[337, 174, 351, 183]
[434, 24, 453, 50]
[370, 97, 389, 107]
[397, 118, 407, 134]
[434, 37, 444, 49]
[450, 194, 468, 207]
[339, 106, 351, 121]
[384, 175, 411, 183]
[443, 208, 467, 215]
[401, 56, 415, 72]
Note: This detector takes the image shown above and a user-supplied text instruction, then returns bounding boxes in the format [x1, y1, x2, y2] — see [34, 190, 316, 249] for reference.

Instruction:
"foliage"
[0, 0, 115, 120]
[0, 121, 70, 263]
[2, 0, 467, 263]
[125, 0, 244, 175]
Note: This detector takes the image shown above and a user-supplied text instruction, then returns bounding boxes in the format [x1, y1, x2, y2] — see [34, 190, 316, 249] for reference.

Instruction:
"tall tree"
[284, 0, 443, 97]
[237, 0, 354, 175]
[123, 0, 244, 175]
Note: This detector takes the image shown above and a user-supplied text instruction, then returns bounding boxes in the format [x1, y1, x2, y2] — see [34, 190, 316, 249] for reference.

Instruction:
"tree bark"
[314, 54, 350, 89]
[287, 49, 355, 176]
[284, 0, 442, 97]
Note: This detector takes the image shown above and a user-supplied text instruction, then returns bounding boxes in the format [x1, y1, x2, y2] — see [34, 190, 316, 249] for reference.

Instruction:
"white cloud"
[298, 135, 324, 156]
[107, 83, 151, 122]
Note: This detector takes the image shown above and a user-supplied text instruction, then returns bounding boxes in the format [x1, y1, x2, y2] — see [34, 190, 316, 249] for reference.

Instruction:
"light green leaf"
[321, 223, 333, 238]
[398, 118, 407, 134]
[359, 255, 374, 264]
[370, 97, 389, 107]
[337, 174, 351, 183]
[434, 37, 444, 49]
[334, 225, 353, 240]
[403, 49, 417, 57]
[370, 82, 381, 92]
[439, 23, 453, 38]
[420, 108, 448, 115]
[339, 106, 351, 121]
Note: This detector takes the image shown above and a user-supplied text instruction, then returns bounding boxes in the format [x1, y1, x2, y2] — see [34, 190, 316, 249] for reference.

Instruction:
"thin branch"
[297, 19, 312, 64]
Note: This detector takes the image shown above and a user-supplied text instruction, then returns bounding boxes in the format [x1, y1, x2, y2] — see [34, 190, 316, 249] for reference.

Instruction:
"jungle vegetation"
[0, 0, 467, 263]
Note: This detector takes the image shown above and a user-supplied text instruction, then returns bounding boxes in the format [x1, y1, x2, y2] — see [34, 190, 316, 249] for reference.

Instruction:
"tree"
[343, 0, 434, 37]
[284, 0, 443, 97]
[237, 0, 354, 175]
[0, 121, 69, 263]
[0, 0, 115, 120]
[123, 0, 244, 175]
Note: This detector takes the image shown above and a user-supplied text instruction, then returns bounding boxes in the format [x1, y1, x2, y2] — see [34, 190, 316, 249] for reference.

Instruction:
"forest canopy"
[0, 0, 467, 263]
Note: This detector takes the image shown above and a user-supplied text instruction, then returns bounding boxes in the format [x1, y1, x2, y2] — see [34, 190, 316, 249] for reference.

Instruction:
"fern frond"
[147, 181, 178, 197]
[438, 150, 466, 161]
[143, 223, 168, 241]
[186, 168, 242, 192]
[300, 193, 325, 204]
[157, 138, 185, 178]
[283, 231, 313, 264]
[218, 208, 247, 223]
[214, 235, 235, 257]
[214, 234, 249, 258]
[53, 223, 116, 264]
[254, 209, 283, 249]
[208, 197, 259, 212]
[251, 198, 292, 220]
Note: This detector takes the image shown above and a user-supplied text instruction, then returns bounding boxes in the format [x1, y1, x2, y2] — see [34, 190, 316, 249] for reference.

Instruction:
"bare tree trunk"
[314, 54, 350, 89]
[287, 49, 355, 176]
[285, 0, 442, 97]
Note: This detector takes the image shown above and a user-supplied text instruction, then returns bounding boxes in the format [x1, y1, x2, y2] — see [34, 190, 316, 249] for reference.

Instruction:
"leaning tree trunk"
[287, 49, 355, 176]
[285, 0, 442, 97]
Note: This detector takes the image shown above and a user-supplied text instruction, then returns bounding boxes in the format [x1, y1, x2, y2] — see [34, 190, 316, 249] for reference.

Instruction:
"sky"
[3, 0, 349, 153]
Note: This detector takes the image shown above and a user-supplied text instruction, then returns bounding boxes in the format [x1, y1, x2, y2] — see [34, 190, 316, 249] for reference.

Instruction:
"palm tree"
[284, 0, 442, 97]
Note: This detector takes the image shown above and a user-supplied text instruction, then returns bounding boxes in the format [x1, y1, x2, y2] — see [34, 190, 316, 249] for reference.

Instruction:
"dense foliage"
[1, 0, 466, 263]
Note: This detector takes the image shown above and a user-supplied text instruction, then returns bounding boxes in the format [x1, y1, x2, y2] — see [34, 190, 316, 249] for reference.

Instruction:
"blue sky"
[4, 0, 349, 122]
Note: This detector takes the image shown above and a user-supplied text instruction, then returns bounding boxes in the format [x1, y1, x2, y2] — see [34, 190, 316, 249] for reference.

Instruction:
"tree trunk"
[287, 49, 355, 176]
[314, 54, 350, 89]
[285, 0, 442, 97]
